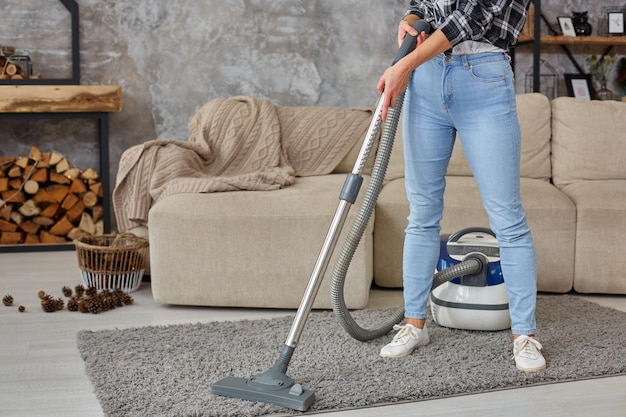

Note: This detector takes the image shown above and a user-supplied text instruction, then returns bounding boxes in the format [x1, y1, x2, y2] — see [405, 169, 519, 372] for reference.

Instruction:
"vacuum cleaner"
[430, 227, 510, 331]
[212, 20, 508, 411]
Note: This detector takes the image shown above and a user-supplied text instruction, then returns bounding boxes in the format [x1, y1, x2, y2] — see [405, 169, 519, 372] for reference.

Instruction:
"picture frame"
[558, 16, 577, 37]
[564, 74, 595, 100]
[608, 12, 625, 35]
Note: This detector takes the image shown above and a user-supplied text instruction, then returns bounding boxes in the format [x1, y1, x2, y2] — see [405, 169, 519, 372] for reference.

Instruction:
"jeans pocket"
[468, 60, 508, 83]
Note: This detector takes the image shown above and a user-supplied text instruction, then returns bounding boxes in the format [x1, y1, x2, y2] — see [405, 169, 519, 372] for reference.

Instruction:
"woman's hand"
[398, 18, 419, 47]
[377, 20, 429, 121]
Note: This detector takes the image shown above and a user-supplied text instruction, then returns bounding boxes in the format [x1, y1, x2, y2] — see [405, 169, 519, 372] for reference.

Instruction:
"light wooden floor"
[1, 250, 625, 417]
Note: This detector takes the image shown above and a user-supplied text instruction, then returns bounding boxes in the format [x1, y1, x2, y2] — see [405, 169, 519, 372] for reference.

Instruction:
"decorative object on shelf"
[586, 52, 617, 101]
[608, 12, 625, 35]
[0, 45, 15, 56]
[572, 11, 593, 36]
[525, 59, 558, 100]
[558, 16, 577, 37]
[600, 6, 626, 36]
[616, 57, 626, 102]
[0, 53, 33, 80]
[564, 74, 594, 100]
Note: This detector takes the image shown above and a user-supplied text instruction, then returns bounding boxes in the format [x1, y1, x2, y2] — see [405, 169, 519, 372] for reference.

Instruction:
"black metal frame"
[557, 16, 577, 37]
[0, 112, 111, 253]
[564, 73, 596, 100]
[531, 0, 541, 93]
[607, 12, 625, 35]
[0, 0, 80, 85]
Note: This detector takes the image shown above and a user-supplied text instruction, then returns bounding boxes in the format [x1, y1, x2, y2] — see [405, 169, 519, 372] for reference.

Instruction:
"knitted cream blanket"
[113, 96, 372, 231]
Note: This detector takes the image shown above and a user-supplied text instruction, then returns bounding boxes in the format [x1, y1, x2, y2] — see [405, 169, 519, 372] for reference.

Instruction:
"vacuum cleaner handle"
[391, 20, 434, 65]
[448, 227, 496, 243]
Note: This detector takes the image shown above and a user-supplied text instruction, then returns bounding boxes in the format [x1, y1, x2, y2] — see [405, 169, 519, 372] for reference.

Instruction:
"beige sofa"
[146, 93, 626, 309]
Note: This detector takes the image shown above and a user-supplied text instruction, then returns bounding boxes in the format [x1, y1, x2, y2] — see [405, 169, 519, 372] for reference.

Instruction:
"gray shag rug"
[77, 295, 626, 417]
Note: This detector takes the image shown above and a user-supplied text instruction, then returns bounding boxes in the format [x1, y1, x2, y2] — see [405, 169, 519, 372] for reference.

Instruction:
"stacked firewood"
[0, 46, 35, 80]
[0, 146, 104, 245]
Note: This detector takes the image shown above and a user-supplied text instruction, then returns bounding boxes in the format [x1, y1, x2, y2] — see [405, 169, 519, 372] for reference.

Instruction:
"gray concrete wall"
[1, 1, 624, 229]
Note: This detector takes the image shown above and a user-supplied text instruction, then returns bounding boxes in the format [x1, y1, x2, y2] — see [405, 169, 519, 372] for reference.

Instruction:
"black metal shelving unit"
[0, 1, 116, 253]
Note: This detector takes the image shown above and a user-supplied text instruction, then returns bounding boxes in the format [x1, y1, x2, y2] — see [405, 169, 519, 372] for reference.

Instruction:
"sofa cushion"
[148, 174, 374, 309]
[374, 176, 575, 293]
[559, 180, 626, 294]
[552, 98, 626, 187]
[386, 93, 552, 182]
[275, 105, 376, 176]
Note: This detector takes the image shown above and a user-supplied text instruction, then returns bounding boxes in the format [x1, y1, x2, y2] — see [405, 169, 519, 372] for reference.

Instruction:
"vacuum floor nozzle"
[211, 376, 315, 411]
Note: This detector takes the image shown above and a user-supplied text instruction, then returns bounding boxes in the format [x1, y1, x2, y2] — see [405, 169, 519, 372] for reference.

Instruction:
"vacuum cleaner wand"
[211, 19, 433, 412]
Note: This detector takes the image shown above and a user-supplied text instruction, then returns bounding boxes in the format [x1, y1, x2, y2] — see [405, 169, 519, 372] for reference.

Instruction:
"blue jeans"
[402, 52, 537, 335]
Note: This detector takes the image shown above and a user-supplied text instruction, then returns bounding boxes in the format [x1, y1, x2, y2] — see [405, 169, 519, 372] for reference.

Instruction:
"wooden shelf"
[518, 35, 626, 46]
[0, 85, 121, 252]
[540, 35, 626, 46]
[0, 85, 121, 113]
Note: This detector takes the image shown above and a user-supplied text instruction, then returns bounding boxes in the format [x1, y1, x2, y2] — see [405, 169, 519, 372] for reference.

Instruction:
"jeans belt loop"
[461, 54, 470, 69]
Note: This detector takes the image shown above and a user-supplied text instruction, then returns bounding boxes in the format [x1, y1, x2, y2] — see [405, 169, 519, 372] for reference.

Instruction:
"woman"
[377, 0, 545, 373]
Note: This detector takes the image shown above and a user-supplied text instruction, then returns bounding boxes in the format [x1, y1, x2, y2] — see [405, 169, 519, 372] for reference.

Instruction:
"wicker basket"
[75, 233, 149, 293]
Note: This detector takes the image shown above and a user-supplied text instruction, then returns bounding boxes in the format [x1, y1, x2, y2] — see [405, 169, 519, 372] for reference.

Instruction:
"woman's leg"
[402, 56, 456, 322]
[379, 56, 455, 358]
[446, 53, 537, 336]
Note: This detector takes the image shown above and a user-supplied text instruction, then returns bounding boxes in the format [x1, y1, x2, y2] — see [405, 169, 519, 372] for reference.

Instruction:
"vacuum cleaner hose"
[330, 21, 483, 340]
[329, 90, 404, 341]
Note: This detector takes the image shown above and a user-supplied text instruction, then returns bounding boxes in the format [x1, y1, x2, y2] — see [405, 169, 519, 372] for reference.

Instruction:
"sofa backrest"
[386, 93, 552, 182]
[275, 105, 377, 176]
[551, 97, 626, 188]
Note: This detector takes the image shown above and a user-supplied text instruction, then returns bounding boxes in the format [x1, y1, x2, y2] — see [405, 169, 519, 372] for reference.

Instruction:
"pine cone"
[101, 296, 116, 311]
[37, 290, 47, 299]
[67, 297, 80, 312]
[2, 295, 14, 306]
[18, 305, 25, 312]
[122, 294, 134, 305]
[41, 297, 57, 313]
[85, 286, 98, 297]
[62, 286, 73, 297]
[112, 295, 124, 307]
[74, 285, 85, 298]
[112, 288, 125, 306]
[78, 299, 91, 314]
[88, 301, 102, 314]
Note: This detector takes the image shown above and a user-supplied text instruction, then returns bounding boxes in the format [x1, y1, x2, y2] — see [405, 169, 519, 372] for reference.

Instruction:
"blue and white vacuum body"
[430, 228, 511, 331]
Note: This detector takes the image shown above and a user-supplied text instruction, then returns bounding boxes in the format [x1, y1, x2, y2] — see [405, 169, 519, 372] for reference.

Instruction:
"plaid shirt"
[407, 0, 532, 51]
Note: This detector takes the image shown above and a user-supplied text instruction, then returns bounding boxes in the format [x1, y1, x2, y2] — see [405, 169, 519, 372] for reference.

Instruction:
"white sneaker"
[380, 323, 430, 358]
[513, 335, 546, 373]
